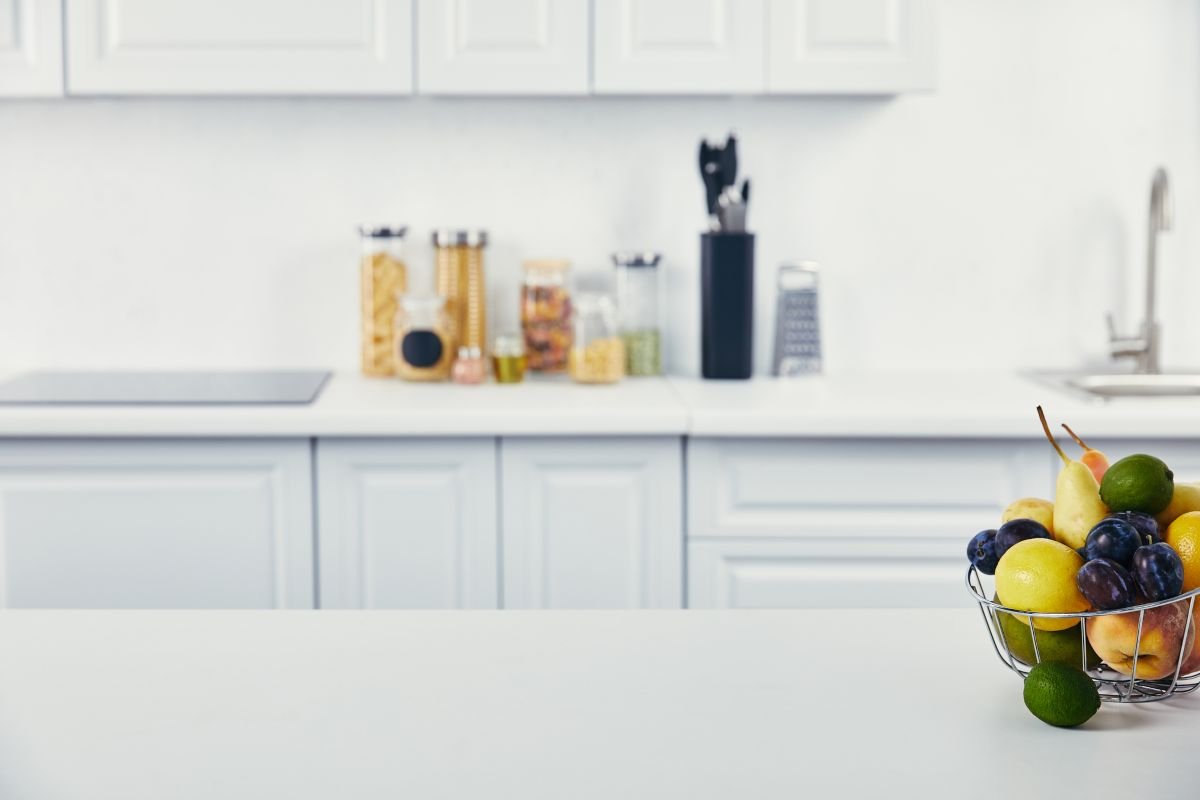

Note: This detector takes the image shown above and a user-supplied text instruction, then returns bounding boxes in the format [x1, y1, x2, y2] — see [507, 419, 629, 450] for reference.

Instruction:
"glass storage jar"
[395, 293, 454, 382]
[521, 259, 572, 372]
[613, 251, 663, 376]
[358, 225, 408, 376]
[568, 293, 624, 384]
[433, 229, 488, 357]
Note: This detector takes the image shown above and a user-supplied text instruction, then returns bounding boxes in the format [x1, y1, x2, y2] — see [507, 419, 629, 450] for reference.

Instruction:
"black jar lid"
[612, 251, 662, 268]
[358, 225, 408, 239]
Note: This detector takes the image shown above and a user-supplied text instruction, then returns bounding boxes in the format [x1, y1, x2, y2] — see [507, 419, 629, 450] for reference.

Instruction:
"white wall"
[1, 0, 1198, 377]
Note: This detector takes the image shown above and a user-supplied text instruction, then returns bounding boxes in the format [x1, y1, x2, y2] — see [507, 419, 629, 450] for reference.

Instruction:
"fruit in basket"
[1165, 511, 1200, 592]
[1100, 454, 1175, 516]
[1023, 662, 1100, 728]
[994, 519, 1051, 559]
[1157, 482, 1200, 528]
[995, 538, 1090, 631]
[1131, 543, 1185, 602]
[996, 608, 1100, 669]
[1002, 498, 1055, 534]
[1062, 424, 1109, 483]
[967, 530, 1000, 574]
[1082, 519, 1141, 566]
[1037, 407, 1108, 550]
[1108, 510, 1161, 546]
[1180, 605, 1200, 675]
[1086, 599, 1195, 679]
[1076, 558, 1136, 610]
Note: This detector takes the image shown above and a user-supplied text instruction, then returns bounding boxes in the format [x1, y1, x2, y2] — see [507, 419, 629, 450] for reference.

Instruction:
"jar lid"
[523, 259, 571, 272]
[612, 251, 661, 268]
[575, 292, 615, 312]
[358, 225, 408, 239]
[432, 229, 488, 247]
[400, 293, 447, 312]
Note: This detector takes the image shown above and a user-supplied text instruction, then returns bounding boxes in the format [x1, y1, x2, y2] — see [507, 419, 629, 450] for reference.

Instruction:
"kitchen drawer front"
[688, 438, 1052, 540]
[688, 539, 965, 609]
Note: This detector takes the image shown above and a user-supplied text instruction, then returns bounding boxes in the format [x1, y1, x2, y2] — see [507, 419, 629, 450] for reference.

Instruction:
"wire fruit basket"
[967, 564, 1200, 703]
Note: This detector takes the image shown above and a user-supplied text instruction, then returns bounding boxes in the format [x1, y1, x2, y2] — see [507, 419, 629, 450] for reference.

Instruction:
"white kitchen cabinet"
[417, 0, 588, 95]
[592, 0, 765, 94]
[767, 0, 936, 94]
[65, 0, 414, 95]
[0, 439, 314, 609]
[501, 437, 682, 608]
[0, 0, 62, 96]
[316, 438, 498, 609]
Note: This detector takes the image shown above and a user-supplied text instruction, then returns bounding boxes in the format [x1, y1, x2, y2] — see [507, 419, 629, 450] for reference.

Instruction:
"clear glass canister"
[433, 230, 488, 357]
[568, 293, 624, 384]
[359, 225, 408, 376]
[521, 259, 572, 372]
[395, 293, 454, 382]
[613, 251, 662, 376]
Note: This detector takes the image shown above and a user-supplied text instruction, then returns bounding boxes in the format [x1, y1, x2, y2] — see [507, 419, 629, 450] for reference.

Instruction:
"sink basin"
[1039, 373, 1200, 400]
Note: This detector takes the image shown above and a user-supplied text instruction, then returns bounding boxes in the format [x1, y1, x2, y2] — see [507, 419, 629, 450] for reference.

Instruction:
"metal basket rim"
[965, 564, 1200, 618]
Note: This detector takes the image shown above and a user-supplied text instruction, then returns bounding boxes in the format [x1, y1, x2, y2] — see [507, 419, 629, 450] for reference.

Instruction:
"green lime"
[1023, 662, 1100, 728]
[996, 609, 1100, 669]
[1100, 454, 1174, 515]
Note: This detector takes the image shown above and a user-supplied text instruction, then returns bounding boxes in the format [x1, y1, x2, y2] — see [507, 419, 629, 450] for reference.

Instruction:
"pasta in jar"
[359, 226, 408, 376]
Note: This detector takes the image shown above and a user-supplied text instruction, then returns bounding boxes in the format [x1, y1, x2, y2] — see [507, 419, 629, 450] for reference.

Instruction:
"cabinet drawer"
[688, 539, 965, 609]
[688, 438, 1052, 540]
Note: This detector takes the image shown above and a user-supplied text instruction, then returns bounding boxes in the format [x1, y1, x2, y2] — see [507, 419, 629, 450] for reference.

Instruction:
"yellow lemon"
[995, 538, 1089, 631]
[1166, 511, 1200, 593]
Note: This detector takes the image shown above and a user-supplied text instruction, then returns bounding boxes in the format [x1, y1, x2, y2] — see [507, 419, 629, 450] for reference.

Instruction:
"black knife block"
[700, 232, 755, 380]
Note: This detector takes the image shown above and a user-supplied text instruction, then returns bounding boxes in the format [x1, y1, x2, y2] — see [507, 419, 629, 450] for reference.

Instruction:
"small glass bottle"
[568, 293, 624, 384]
[395, 294, 454, 382]
[492, 333, 527, 384]
[358, 225, 408, 377]
[613, 251, 663, 376]
[521, 259, 572, 372]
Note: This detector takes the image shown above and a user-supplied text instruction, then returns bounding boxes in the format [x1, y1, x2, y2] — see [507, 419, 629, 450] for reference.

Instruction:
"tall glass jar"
[613, 251, 663, 376]
[395, 294, 454, 382]
[433, 230, 488, 357]
[521, 259, 572, 373]
[358, 225, 408, 376]
[568, 293, 624, 384]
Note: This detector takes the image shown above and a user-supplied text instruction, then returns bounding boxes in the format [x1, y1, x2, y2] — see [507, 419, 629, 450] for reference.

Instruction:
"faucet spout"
[1110, 167, 1170, 374]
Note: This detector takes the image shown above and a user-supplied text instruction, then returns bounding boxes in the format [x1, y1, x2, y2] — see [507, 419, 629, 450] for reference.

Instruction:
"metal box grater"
[772, 262, 822, 376]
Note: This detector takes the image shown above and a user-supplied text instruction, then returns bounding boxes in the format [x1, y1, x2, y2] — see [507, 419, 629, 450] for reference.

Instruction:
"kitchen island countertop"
[0, 609, 1194, 799]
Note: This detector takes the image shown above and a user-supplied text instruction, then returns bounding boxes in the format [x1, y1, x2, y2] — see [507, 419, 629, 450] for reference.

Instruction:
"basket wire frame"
[967, 565, 1200, 703]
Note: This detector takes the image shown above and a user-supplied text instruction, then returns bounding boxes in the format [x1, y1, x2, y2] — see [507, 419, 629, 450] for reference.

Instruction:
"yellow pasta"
[360, 252, 407, 376]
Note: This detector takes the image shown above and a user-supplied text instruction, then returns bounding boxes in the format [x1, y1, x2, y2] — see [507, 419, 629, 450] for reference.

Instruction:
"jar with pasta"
[568, 293, 624, 384]
[521, 259, 572, 372]
[358, 225, 408, 376]
[395, 294, 454, 382]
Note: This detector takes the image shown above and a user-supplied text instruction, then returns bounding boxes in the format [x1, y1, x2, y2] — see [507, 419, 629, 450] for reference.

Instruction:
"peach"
[1086, 600, 1196, 680]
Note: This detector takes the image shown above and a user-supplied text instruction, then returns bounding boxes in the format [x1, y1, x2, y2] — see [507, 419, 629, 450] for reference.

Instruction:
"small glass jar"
[359, 225, 408, 377]
[491, 333, 527, 384]
[568, 293, 624, 384]
[613, 251, 663, 376]
[452, 346, 487, 385]
[521, 259, 572, 372]
[395, 294, 454, 382]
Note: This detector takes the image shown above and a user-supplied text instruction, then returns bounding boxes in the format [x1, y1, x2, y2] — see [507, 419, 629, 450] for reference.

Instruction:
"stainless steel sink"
[1038, 373, 1200, 400]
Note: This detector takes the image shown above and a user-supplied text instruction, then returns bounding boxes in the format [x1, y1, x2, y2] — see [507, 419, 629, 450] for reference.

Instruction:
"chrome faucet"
[1108, 167, 1172, 374]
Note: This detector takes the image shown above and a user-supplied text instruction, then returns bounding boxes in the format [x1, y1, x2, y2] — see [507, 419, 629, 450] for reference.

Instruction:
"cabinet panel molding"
[0, 0, 63, 96]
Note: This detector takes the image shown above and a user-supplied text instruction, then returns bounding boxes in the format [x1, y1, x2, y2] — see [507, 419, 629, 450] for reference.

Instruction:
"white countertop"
[0, 370, 1199, 438]
[0, 609, 1194, 799]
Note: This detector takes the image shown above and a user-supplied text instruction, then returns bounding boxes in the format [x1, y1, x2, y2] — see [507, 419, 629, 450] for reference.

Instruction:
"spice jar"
[452, 346, 486, 385]
[521, 259, 572, 372]
[568, 293, 624, 384]
[492, 333, 527, 384]
[395, 294, 454, 382]
[358, 225, 408, 376]
[433, 230, 488, 358]
[613, 251, 663, 376]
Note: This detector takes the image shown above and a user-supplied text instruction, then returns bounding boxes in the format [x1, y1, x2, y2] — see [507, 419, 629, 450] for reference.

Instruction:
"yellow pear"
[1157, 481, 1200, 528]
[1001, 497, 1055, 534]
[1038, 407, 1109, 550]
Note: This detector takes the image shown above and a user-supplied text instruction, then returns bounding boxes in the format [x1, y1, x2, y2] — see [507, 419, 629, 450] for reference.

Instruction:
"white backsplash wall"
[1, 0, 1199, 376]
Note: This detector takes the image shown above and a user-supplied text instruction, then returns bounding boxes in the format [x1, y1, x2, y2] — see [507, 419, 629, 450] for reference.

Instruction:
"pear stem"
[1061, 423, 1092, 453]
[1037, 405, 1069, 464]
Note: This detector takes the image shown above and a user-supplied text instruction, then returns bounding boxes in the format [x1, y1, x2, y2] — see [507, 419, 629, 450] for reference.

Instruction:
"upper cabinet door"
[417, 0, 588, 95]
[0, 0, 63, 96]
[593, 0, 765, 94]
[65, 0, 414, 95]
[768, 0, 936, 94]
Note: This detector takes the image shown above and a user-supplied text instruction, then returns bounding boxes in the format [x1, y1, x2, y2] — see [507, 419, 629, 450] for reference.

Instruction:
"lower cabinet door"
[689, 539, 965, 609]
[316, 438, 498, 609]
[501, 437, 683, 609]
[0, 439, 314, 609]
